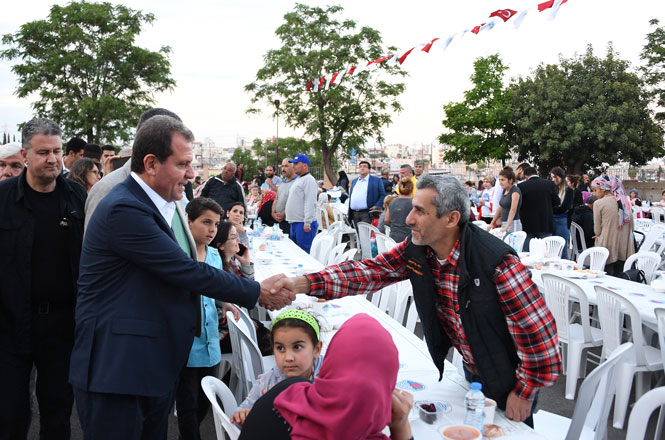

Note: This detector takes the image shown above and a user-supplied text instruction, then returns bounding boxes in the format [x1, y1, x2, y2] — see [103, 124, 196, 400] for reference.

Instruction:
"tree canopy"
[245, 3, 406, 183]
[230, 136, 318, 182]
[439, 54, 513, 165]
[641, 18, 665, 126]
[509, 45, 664, 174]
[1, 1, 175, 144]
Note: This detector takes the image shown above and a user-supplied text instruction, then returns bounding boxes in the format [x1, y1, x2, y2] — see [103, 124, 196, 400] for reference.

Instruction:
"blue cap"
[289, 154, 310, 165]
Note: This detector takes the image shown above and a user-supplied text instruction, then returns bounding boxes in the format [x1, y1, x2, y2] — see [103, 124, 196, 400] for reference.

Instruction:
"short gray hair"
[0, 142, 22, 159]
[224, 162, 237, 172]
[417, 175, 470, 224]
[400, 164, 413, 173]
[414, 160, 424, 166]
[22, 118, 62, 150]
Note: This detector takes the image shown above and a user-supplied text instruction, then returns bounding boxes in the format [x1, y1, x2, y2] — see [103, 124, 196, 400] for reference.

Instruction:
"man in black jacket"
[517, 166, 561, 251]
[200, 162, 245, 212]
[0, 118, 87, 439]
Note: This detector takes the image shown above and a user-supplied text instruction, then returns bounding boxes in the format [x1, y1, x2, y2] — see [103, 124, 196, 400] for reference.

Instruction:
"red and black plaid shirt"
[306, 240, 561, 400]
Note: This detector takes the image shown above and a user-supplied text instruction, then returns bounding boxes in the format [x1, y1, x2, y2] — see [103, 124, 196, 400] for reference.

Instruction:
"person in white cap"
[0, 142, 24, 181]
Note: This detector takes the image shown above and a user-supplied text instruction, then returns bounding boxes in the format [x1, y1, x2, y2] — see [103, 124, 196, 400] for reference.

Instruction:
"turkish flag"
[347, 66, 356, 75]
[489, 9, 517, 22]
[318, 76, 325, 89]
[329, 72, 339, 86]
[421, 38, 440, 53]
[306, 79, 312, 92]
[471, 23, 485, 35]
[368, 54, 393, 66]
[538, 0, 567, 12]
[398, 47, 415, 65]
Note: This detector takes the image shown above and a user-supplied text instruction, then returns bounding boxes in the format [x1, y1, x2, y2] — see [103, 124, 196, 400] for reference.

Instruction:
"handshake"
[257, 274, 312, 311]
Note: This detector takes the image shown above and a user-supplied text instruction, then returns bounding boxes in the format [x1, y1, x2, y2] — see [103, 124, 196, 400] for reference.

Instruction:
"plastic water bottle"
[463, 382, 485, 431]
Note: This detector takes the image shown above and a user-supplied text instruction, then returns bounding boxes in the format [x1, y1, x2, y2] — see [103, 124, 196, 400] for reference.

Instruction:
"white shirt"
[350, 176, 369, 210]
[130, 171, 176, 227]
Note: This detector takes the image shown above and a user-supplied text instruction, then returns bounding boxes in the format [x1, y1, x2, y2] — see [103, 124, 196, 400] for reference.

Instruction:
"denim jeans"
[553, 213, 570, 259]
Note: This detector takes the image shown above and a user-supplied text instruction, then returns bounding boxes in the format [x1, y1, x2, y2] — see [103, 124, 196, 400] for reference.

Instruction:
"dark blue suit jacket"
[349, 175, 386, 209]
[70, 176, 260, 397]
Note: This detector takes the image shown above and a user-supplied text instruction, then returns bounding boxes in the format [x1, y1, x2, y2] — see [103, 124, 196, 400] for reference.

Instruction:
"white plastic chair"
[653, 308, 665, 439]
[576, 247, 610, 271]
[384, 225, 391, 237]
[594, 286, 664, 428]
[503, 231, 527, 253]
[651, 206, 665, 223]
[357, 223, 380, 259]
[404, 298, 423, 341]
[570, 221, 587, 261]
[634, 217, 653, 232]
[316, 206, 327, 232]
[326, 242, 347, 266]
[543, 236, 566, 258]
[472, 220, 489, 230]
[390, 282, 413, 324]
[332, 207, 358, 247]
[625, 386, 665, 440]
[201, 376, 240, 440]
[375, 231, 397, 254]
[310, 234, 335, 265]
[534, 343, 634, 440]
[226, 311, 276, 401]
[623, 251, 661, 283]
[541, 274, 603, 399]
[636, 223, 665, 253]
[334, 248, 357, 264]
[377, 283, 399, 316]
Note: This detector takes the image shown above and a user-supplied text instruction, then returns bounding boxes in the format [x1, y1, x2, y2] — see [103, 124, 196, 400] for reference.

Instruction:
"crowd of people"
[0, 108, 650, 440]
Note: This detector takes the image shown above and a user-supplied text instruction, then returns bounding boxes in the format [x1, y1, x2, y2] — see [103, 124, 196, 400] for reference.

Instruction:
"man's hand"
[505, 391, 533, 423]
[270, 275, 311, 297]
[230, 408, 250, 425]
[259, 274, 296, 311]
[303, 224, 311, 233]
[102, 155, 118, 175]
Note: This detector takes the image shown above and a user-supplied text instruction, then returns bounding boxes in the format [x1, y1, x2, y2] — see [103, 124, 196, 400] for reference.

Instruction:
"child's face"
[273, 326, 322, 378]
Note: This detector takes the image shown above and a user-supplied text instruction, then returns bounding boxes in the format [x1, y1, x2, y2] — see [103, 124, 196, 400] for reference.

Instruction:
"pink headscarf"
[591, 175, 632, 229]
[274, 314, 399, 440]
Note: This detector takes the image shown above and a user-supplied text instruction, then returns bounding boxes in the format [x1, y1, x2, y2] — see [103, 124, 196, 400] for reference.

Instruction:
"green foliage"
[1, 1, 175, 144]
[231, 136, 318, 181]
[230, 146, 260, 181]
[439, 54, 513, 164]
[641, 18, 665, 125]
[510, 45, 664, 174]
[245, 3, 406, 183]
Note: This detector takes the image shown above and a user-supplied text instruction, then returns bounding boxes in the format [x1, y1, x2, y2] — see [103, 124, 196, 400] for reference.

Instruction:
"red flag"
[471, 23, 485, 35]
[489, 9, 517, 22]
[318, 76, 325, 89]
[329, 72, 339, 86]
[306, 79, 312, 92]
[538, 0, 567, 12]
[368, 54, 393, 66]
[347, 66, 356, 75]
[398, 47, 415, 65]
[421, 38, 440, 53]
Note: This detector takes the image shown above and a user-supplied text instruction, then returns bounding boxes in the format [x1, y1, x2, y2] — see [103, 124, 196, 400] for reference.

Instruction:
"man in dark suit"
[70, 115, 293, 439]
[518, 166, 561, 251]
[348, 161, 386, 225]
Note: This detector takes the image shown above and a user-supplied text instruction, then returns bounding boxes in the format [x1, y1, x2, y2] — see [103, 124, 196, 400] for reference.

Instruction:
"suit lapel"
[122, 175, 176, 241]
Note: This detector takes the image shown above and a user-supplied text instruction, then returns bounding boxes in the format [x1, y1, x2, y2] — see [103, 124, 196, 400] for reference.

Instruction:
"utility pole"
[274, 99, 280, 168]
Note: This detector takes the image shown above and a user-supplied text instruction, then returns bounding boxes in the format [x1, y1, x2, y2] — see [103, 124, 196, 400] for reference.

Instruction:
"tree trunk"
[322, 145, 336, 186]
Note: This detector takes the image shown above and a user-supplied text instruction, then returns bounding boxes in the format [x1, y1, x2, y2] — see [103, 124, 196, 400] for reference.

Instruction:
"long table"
[252, 236, 544, 438]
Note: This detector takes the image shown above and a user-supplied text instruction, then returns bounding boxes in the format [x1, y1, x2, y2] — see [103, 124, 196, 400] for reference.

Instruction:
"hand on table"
[505, 391, 533, 423]
[259, 274, 296, 310]
[230, 408, 250, 425]
[389, 389, 413, 440]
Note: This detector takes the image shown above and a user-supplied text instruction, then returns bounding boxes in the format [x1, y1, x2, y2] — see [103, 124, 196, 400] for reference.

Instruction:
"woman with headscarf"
[591, 176, 635, 275]
[335, 170, 349, 193]
[258, 190, 277, 226]
[239, 314, 414, 440]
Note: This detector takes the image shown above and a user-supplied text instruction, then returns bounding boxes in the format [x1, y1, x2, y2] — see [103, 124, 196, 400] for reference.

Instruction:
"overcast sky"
[1, 0, 663, 148]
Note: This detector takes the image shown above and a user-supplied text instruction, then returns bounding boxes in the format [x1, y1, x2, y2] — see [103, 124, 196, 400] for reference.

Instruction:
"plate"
[543, 269, 605, 279]
[396, 380, 426, 391]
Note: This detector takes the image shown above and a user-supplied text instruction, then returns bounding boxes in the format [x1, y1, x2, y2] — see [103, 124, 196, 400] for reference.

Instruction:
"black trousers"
[175, 364, 219, 440]
[349, 209, 370, 227]
[74, 386, 175, 440]
[277, 220, 290, 236]
[0, 308, 75, 440]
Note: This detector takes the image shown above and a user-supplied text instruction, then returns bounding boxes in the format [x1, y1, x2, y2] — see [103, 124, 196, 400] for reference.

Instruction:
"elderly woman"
[246, 185, 261, 216]
[591, 176, 635, 276]
[0, 143, 25, 181]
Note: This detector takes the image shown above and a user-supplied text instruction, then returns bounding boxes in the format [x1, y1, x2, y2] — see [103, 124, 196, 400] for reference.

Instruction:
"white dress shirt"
[131, 171, 176, 227]
[350, 176, 369, 210]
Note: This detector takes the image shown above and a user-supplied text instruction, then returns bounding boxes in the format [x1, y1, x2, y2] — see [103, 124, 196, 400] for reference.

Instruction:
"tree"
[230, 137, 318, 182]
[1, 1, 175, 144]
[245, 3, 406, 183]
[641, 18, 665, 125]
[439, 54, 513, 165]
[510, 45, 664, 174]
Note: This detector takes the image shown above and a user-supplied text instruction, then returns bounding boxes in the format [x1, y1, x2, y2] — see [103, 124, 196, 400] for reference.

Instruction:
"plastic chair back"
[391, 282, 413, 324]
[636, 223, 665, 252]
[357, 223, 380, 259]
[503, 231, 527, 253]
[651, 207, 665, 223]
[310, 234, 335, 265]
[565, 343, 633, 440]
[472, 220, 489, 230]
[570, 221, 587, 261]
[657, 308, 665, 371]
[405, 299, 422, 337]
[542, 274, 595, 342]
[375, 231, 398, 254]
[543, 236, 566, 258]
[623, 251, 661, 283]
[625, 386, 665, 440]
[327, 242, 348, 266]
[576, 247, 609, 271]
[201, 376, 241, 440]
[226, 311, 268, 401]
[335, 248, 357, 264]
[316, 206, 326, 232]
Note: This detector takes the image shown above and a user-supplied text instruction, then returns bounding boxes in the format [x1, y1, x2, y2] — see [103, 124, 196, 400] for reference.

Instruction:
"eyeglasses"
[226, 234, 239, 242]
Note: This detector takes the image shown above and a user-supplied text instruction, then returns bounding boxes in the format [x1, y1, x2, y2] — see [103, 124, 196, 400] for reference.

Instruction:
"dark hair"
[661, 190, 665, 196]
[83, 144, 102, 160]
[517, 162, 531, 171]
[271, 316, 320, 345]
[523, 166, 538, 177]
[67, 158, 101, 191]
[499, 167, 516, 183]
[131, 115, 194, 174]
[137, 107, 181, 131]
[550, 166, 566, 189]
[566, 175, 579, 188]
[359, 160, 371, 169]
[210, 220, 236, 272]
[226, 202, 246, 220]
[398, 177, 414, 195]
[65, 136, 86, 155]
[101, 144, 115, 153]
[185, 197, 223, 221]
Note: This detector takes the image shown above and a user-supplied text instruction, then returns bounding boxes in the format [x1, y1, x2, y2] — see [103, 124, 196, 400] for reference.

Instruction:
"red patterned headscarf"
[592, 175, 632, 229]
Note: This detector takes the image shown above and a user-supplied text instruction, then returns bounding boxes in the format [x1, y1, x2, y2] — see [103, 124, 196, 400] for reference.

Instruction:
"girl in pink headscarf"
[239, 314, 414, 440]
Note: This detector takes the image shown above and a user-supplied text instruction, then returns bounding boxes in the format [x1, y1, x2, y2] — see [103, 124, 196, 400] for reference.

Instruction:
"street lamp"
[274, 99, 281, 168]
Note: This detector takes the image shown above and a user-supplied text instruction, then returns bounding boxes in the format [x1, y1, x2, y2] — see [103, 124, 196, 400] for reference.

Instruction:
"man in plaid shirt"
[275, 175, 561, 427]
